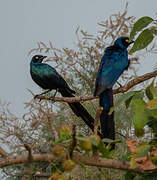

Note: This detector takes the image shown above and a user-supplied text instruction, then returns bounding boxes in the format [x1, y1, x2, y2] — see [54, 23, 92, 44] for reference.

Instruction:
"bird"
[30, 55, 102, 137]
[94, 37, 134, 148]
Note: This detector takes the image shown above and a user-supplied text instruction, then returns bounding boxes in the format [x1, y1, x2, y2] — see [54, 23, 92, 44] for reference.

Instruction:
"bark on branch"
[24, 144, 33, 161]
[35, 70, 157, 103]
[0, 153, 154, 174]
[0, 146, 8, 158]
[69, 125, 77, 158]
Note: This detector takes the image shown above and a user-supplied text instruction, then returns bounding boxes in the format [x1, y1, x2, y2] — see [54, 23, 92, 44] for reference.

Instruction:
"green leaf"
[147, 98, 157, 110]
[102, 138, 121, 143]
[125, 96, 134, 109]
[131, 98, 149, 130]
[130, 154, 138, 169]
[148, 118, 157, 134]
[114, 91, 137, 111]
[135, 128, 145, 137]
[130, 16, 154, 40]
[122, 171, 136, 180]
[135, 143, 151, 158]
[130, 29, 154, 53]
[150, 27, 157, 35]
[90, 136, 99, 146]
[150, 110, 157, 119]
[146, 85, 154, 100]
[76, 136, 86, 141]
[146, 80, 157, 100]
[133, 91, 144, 99]
[98, 141, 115, 158]
[150, 80, 157, 98]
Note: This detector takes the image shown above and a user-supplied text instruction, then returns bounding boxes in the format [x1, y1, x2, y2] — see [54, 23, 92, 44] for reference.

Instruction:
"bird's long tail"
[59, 88, 102, 137]
[99, 89, 115, 148]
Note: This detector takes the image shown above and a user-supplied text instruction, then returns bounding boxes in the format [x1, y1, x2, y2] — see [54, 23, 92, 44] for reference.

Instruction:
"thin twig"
[94, 106, 103, 135]
[69, 125, 77, 158]
[47, 114, 59, 140]
[115, 131, 127, 139]
[0, 146, 8, 158]
[34, 173, 50, 177]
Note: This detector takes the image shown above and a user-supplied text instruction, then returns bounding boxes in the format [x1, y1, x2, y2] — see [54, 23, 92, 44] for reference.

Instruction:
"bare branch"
[113, 70, 157, 94]
[94, 106, 103, 135]
[47, 114, 59, 141]
[35, 70, 157, 103]
[35, 94, 96, 103]
[0, 146, 8, 158]
[24, 144, 33, 161]
[34, 173, 50, 177]
[72, 154, 147, 173]
[0, 153, 154, 174]
[0, 154, 56, 168]
[69, 125, 77, 158]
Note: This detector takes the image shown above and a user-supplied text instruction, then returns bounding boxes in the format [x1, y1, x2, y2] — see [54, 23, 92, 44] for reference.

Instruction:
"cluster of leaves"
[114, 79, 157, 138]
[113, 79, 157, 179]
[48, 123, 117, 180]
[129, 16, 157, 53]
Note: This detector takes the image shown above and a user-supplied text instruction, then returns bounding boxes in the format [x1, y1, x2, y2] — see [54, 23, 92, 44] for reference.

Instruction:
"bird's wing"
[94, 53, 124, 96]
[41, 63, 60, 78]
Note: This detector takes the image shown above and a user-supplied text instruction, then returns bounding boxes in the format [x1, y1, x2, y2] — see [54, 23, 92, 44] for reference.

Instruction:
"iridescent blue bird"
[30, 55, 103, 137]
[94, 37, 134, 147]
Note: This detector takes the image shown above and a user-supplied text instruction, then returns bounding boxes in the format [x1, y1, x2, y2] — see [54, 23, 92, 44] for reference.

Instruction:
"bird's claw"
[117, 81, 123, 88]
[34, 94, 39, 99]
[34, 95, 41, 102]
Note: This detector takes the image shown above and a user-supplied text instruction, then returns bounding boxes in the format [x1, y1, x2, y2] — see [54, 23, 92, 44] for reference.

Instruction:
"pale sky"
[0, 0, 157, 115]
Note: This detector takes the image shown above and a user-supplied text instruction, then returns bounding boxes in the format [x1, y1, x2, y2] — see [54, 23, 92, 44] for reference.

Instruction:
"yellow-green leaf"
[130, 155, 138, 169]
[114, 91, 137, 111]
[130, 16, 154, 41]
[131, 98, 148, 130]
[147, 98, 157, 110]
[146, 80, 157, 100]
[146, 85, 154, 100]
[135, 143, 151, 158]
[150, 80, 157, 98]
[130, 29, 154, 53]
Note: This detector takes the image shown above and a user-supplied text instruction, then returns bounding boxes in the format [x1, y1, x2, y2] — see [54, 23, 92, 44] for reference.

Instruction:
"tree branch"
[113, 70, 157, 94]
[94, 106, 103, 135]
[0, 146, 8, 158]
[24, 144, 33, 161]
[69, 125, 77, 158]
[47, 114, 59, 140]
[35, 70, 157, 103]
[0, 153, 154, 173]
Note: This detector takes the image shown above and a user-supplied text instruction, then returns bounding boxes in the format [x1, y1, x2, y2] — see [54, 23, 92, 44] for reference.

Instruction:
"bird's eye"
[125, 39, 129, 42]
[36, 56, 39, 59]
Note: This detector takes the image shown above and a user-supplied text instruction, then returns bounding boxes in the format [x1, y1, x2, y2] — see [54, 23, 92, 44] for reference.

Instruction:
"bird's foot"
[34, 94, 39, 99]
[117, 81, 123, 88]
[34, 94, 41, 102]
[50, 89, 58, 99]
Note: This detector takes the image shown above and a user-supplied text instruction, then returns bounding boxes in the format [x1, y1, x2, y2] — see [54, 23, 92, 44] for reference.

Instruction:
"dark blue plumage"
[30, 55, 75, 94]
[94, 37, 134, 148]
[30, 55, 103, 137]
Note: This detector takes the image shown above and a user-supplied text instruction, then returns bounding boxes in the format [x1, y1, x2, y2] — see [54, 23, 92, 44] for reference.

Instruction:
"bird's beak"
[40, 56, 47, 62]
[129, 40, 134, 45]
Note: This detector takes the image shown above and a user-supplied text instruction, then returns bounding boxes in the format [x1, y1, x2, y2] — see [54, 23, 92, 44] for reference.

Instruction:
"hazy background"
[0, 0, 157, 115]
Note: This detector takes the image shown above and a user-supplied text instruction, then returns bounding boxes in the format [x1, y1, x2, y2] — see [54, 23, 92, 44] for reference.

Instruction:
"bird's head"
[31, 55, 47, 63]
[114, 37, 134, 49]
